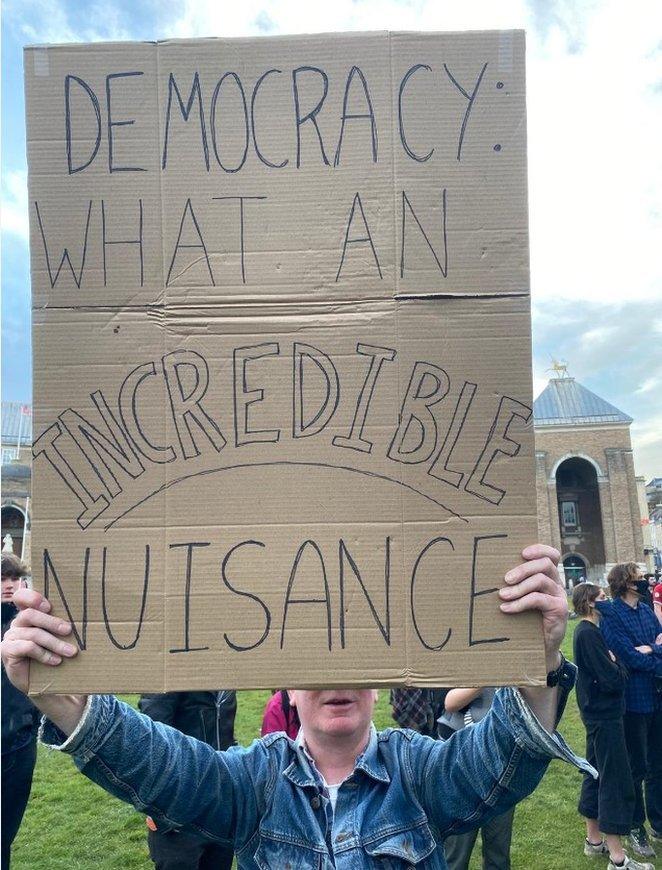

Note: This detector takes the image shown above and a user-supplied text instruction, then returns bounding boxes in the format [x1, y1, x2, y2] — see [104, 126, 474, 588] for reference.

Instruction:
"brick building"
[1, 402, 32, 563]
[534, 375, 644, 585]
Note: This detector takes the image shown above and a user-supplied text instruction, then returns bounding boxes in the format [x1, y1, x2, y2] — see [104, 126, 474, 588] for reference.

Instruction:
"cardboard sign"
[26, 31, 542, 692]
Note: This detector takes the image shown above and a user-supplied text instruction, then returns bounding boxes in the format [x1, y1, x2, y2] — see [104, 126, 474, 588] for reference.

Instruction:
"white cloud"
[1, 170, 29, 242]
[527, 0, 662, 306]
[631, 414, 662, 480]
[4, 0, 133, 44]
[636, 376, 659, 395]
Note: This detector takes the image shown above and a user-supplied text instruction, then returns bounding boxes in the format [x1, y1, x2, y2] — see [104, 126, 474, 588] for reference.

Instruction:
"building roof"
[1, 402, 32, 447]
[533, 377, 632, 427]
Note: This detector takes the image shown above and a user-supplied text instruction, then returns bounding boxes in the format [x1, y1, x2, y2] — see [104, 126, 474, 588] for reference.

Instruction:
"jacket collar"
[283, 724, 390, 788]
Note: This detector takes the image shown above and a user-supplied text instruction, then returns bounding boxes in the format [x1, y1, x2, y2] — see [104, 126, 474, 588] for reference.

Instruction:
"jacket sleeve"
[41, 695, 268, 851]
[601, 616, 662, 676]
[138, 693, 180, 726]
[575, 628, 629, 693]
[408, 685, 594, 838]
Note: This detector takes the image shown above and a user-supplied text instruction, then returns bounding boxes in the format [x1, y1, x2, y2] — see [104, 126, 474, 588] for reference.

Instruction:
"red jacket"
[261, 691, 300, 739]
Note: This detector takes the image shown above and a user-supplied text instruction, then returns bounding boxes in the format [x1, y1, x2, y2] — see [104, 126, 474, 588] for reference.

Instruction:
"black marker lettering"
[33, 423, 108, 529]
[211, 196, 266, 284]
[410, 537, 453, 651]
[428, 381, 477, 488]
[222, 540, 271, 652]
[400, 189, 448, 278]
[333, 344, 396, 453]
[233, 343, 281, 446]
[43, 548, 89, 649]
[162, 72, 209, 171]
[334, 65, 378, 166]
[398, 64, 433, 162]
[443, 62, 488, 161]
[101, 198, 144, 287]
[166, 198, 214, 287]
[169, 542, 210, 653]
[339, 537, 390, 648]
[59, 392, 145, 498]
[105, 71, 146, 173]
[162, 349, 227, 459]
[281, 540, 332, 651]
[210, 72, 249, 173]
[101, 545, 150, 650]
[388, 362, 450, 464]
[469, 534, 509, 646]
[118, 362, 176, 464]
[292, 66, 330, 168]
[336, 192, 382, 281]
[465, 396, 532, 505]
[65, 75, 101, 174]
[292, 342, 340, 438]
[34, 200, 92, 289]
[251, 69, 288, 168]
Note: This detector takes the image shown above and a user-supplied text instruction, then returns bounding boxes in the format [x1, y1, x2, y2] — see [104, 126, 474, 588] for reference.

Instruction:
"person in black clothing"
[1, 554, 40, 870]
[138, 691, 238, 870]
[573, 582, 650, 870]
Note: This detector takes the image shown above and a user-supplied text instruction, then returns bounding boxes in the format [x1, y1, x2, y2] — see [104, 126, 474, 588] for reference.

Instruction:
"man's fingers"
[499, 573, 560, 602]
[6, 626, 77, 658]
[12, 607, 71, 636]
[504, 556, 560, 587]
[499, 590, 555, 614]
[6, 637, 62, 666]
[521, 544, 560, 566]
[12, 587, 51, 613]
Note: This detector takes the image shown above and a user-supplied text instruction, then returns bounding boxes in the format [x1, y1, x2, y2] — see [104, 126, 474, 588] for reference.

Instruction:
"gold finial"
[547, 358, 570, 378]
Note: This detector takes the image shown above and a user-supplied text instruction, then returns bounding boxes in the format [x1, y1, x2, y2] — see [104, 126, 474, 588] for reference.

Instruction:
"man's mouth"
[324, 696, 354, 708]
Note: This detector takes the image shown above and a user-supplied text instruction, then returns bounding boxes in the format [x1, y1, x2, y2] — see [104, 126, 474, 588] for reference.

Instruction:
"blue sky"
[2, 0, 661, 478]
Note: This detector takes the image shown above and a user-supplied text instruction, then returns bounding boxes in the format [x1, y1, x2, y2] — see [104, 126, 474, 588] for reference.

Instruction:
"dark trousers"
[624, 709, 662, 831]
[148, 828, 233, 870]
[1, 740, 37, 870]
[443, 806, 515, 870]
[578, 717, 635, 835]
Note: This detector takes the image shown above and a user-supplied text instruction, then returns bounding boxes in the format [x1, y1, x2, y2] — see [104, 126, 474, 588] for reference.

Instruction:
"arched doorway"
[563, 553, 587, 587]
[555, 457, 605, 580]
[1, 506, 25, 559]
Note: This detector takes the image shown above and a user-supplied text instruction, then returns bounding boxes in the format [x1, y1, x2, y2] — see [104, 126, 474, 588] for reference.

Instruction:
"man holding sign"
[2, 544, 592, 869]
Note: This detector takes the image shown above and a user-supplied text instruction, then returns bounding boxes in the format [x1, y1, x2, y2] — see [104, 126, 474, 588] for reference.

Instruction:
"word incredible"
[33, 342, 532, 530]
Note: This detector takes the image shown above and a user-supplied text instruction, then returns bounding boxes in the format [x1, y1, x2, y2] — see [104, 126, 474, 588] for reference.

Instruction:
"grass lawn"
[13, 630, 607, 869]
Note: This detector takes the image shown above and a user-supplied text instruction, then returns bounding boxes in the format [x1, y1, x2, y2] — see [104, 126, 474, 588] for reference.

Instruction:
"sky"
[2, 0, 661, 479]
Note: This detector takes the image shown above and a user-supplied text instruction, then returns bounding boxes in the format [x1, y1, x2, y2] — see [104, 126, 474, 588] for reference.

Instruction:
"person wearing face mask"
[600, 563, 662, 859]
[572, 583, 649, 869]
[1, 554, 40, 870]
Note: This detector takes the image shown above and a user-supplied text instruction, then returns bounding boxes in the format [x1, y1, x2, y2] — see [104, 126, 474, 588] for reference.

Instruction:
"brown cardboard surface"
[26, 31, 543, 692]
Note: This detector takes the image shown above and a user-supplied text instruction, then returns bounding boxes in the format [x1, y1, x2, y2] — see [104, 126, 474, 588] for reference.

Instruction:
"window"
[561, 500, 580, 532]
[1, 449, 14, 465]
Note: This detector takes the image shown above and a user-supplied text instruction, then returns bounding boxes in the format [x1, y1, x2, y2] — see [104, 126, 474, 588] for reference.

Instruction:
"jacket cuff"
[499, 686, 597, 778]
[39, 695, 113, 758]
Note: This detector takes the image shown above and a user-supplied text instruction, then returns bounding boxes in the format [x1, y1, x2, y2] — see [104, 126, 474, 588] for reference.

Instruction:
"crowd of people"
[572, 564, 662, 870]
[1, 549, 661, 869]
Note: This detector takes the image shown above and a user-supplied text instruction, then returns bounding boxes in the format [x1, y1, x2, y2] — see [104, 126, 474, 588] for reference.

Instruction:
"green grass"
[13, 631, 602, 869]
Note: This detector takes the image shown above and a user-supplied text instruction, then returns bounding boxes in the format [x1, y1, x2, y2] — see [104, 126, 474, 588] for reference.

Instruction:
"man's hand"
[635, 645, 653, 655]
[1, 588, 88, 737]
[1, 588, 78, 694]
[498, 544, 567, 671]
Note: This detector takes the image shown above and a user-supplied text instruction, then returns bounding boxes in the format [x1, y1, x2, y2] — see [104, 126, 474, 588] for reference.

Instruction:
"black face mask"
[635, 579, 650, 598]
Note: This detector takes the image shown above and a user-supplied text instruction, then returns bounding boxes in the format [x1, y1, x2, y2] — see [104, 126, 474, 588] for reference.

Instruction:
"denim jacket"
[41, 684, 591, 869]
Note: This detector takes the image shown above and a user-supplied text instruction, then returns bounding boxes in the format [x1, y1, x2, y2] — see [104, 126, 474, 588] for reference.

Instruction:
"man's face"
[288, 689, 377, 742]
[1, 575, 24, 603]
